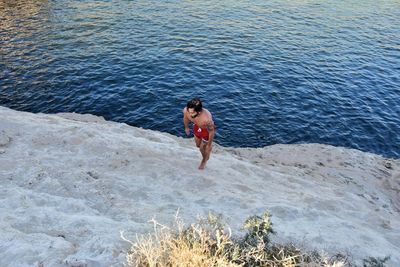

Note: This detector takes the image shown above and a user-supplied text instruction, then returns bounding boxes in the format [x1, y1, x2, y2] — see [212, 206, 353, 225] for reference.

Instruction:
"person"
[183, 98, 216, 169]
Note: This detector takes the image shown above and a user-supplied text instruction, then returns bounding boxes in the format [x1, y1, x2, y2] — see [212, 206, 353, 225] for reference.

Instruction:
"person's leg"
[194, 136, 202, 148]
[204, 142, 212, 161]
[195, 136, 206, 160]
[198, 140, 209, 169]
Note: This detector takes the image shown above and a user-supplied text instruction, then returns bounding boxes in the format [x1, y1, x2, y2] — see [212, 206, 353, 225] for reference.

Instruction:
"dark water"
[1, 0, 399, 158]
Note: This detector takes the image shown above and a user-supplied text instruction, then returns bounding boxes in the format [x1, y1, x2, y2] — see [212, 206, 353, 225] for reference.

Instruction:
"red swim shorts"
[193, 124, 209, 141]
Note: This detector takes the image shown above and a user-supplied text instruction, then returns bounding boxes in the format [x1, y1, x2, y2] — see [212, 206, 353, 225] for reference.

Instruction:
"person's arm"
[183, 108, 190, 135]
[206, 120, 216, 146]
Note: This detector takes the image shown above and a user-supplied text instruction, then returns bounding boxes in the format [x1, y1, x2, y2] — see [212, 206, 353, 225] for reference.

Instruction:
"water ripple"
[1, 0, 399, 158]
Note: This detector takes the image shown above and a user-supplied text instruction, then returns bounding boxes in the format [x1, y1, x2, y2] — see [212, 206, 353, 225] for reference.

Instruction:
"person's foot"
[198, 159, 207, 170]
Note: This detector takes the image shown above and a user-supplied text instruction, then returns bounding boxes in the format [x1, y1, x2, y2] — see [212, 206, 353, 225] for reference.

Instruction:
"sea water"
[1, 0, 399, 158]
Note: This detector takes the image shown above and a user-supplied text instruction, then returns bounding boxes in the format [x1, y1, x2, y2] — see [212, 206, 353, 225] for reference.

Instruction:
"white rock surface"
[0, 106, 399, 266]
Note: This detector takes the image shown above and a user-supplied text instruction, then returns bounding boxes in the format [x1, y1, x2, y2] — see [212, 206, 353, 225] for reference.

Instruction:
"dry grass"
[122, 211, 349, 267]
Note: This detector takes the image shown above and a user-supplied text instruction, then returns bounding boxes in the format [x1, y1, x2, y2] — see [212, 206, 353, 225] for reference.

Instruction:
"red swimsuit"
[193, 124, 209, 141]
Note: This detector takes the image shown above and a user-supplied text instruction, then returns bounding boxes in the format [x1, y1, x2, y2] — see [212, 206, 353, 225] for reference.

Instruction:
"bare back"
[183, 107, 214, 128]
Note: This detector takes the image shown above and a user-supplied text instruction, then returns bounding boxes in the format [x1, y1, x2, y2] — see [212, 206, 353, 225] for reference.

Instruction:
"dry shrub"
[123, 211, 349, 267]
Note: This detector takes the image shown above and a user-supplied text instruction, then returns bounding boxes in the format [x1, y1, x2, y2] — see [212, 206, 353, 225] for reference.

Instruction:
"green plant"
[123, 211, 351, 267]
[242, 211, 274, 247]
[363, 256, 390, 267]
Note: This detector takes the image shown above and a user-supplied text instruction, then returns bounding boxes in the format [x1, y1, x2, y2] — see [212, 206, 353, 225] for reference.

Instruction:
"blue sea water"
[1, 0, 399, 158]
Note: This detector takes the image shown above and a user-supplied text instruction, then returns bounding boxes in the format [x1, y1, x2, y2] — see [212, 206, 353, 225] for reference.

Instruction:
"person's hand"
[185, 127, 190, 136]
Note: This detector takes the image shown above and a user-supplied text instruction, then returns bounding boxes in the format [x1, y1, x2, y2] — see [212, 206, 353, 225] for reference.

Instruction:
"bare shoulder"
[201, 109, 215, 129]
[183, 107, 189, 118]
[203, 108, 213, 119]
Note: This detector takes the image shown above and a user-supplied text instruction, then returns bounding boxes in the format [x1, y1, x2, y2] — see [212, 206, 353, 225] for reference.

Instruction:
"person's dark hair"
[187, 97, 202, 112]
